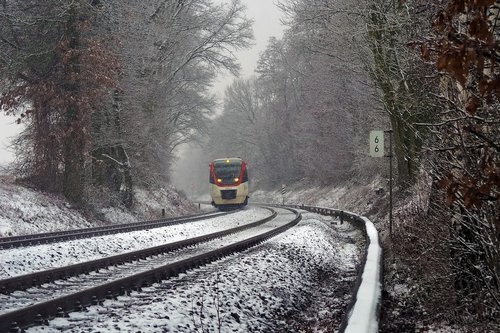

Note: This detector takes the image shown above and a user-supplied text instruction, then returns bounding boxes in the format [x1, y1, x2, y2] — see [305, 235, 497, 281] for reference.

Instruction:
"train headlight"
[217, 178, 222, 183]
[234, 177, 239, 182]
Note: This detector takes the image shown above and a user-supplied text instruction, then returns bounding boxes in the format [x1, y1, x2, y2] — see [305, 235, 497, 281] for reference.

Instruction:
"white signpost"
[369, 129, 393, 238]
[281, 184, 287, 205]
[369, 130, 384, 157]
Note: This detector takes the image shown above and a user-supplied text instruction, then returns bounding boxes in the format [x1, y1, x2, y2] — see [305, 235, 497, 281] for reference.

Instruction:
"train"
[209, 157, 249, 209]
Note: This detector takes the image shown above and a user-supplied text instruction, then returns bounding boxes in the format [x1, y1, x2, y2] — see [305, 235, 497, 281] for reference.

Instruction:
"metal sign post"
[384, 129, 393, 239]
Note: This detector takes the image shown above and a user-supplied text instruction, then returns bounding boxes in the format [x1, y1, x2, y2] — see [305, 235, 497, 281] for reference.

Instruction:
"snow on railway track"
[0, 210, 228, 249]
[0, 206, 366, 333]
[0, 207, 282, 315]
[22, 208, 362, 333]
[0, 207, 307, 332]
[0, 207, 271, 279]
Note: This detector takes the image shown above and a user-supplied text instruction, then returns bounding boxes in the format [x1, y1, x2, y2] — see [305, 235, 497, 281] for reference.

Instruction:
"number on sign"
[369, 131, 384, 157]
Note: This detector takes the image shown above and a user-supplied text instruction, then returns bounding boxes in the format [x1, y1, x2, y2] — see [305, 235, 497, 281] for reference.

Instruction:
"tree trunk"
[368, 4, 413, 183]
[62, 4, 84, 203]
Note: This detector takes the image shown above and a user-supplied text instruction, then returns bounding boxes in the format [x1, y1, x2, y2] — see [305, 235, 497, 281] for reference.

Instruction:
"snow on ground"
[0, 175, 199, 238]
[0, 175, 370, 332]
[0, 175, 94, 237]
[26, 212, 363, 333]
[251, 176, 388, 222]
[0, 208, 271, 279]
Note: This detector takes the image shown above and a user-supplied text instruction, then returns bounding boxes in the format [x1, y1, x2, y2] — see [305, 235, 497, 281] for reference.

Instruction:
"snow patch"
[0, 176, 198, 238]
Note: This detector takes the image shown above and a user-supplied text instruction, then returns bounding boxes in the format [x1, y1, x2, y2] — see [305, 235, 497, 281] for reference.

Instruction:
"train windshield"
[213, 160, 242, 184]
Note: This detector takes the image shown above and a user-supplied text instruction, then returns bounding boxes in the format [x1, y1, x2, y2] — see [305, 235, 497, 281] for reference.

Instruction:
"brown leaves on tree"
[469, 16, 491, 41]
[465, 95, 480, 115]
[0, 16, 119, 195]
[427, 1, 500, 101]
[424, 0, 500, 212]
[439, 157, 499, 209]
[436, 48, 469, 87]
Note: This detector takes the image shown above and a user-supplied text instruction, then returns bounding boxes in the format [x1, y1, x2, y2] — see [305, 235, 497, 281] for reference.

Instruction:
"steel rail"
[0, 207, 301, 333]
[0, 210, 231, 249]
[0, 208, 276, 295]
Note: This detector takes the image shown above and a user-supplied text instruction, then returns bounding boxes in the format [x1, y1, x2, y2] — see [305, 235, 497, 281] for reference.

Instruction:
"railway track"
[0, 206, 301, 332]
[0, 210, 229, 249]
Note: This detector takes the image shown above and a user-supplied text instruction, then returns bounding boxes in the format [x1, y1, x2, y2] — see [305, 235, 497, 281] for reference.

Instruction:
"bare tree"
[88, 0, 253, 206]
[0, 0, 252, 206]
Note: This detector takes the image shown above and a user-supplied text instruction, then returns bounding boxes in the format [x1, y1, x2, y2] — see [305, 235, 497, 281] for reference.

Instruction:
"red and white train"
[209, 157, 249, 209]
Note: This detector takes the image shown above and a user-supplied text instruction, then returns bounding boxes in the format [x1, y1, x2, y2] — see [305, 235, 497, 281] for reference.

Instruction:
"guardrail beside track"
[275, 204, 382, 333]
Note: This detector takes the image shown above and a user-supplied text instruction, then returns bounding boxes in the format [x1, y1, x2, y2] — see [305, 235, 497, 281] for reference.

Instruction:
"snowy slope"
[0, 175, 199, 238]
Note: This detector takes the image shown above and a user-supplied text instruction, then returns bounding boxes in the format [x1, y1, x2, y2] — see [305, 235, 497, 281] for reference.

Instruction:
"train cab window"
[213, 160, 242, 185]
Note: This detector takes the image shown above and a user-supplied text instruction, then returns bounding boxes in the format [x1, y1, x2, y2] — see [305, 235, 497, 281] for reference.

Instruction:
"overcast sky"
[0, 114, 20, 166]
[0, 0, 285, 167]
[174, 0, 285, 195]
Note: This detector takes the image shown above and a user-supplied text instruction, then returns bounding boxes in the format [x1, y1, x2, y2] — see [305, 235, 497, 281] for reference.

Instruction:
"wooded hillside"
[207, 1, 499, 330]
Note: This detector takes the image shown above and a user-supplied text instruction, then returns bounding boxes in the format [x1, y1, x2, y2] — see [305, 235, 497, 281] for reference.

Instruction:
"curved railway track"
[0, 206, 301, 332]
[0, 210, 229, 249]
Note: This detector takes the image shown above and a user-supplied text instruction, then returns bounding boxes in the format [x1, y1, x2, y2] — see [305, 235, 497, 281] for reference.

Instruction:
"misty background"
[171, 0, 285, 199]
[0, 0, 284, 197]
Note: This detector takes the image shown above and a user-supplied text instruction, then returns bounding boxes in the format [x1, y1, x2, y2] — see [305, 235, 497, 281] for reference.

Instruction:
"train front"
[209, 158, 249, 209]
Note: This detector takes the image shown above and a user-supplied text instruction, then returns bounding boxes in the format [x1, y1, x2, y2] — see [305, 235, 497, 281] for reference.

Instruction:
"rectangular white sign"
[370, 130, 384, 157]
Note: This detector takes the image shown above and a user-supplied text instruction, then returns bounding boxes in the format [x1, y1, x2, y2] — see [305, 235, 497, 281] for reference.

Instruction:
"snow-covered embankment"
[287, 204, 382, 333]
